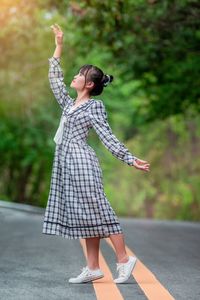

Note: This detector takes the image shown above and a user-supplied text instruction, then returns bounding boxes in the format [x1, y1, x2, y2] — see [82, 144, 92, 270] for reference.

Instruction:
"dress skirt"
[42, 139, 123, 239]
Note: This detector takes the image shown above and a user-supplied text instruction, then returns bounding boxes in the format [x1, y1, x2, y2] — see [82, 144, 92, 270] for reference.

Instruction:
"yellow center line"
[80, 239, 124, 300]
[105, 238, 175, 300]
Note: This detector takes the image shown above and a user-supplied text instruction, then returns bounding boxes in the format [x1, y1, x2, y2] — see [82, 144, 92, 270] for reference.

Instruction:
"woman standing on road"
[42, 23, 150, 284]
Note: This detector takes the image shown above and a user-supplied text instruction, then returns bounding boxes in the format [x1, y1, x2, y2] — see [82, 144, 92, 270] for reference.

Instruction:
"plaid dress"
[42, 57, 137, 239]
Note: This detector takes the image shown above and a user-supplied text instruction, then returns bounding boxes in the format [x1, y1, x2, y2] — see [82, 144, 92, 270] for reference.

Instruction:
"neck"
[75, 91, 91, 103]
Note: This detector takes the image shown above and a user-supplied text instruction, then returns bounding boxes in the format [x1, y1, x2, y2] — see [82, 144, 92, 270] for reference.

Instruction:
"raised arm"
[48, 24, 73, 110]
[48, 56, 73, 109]
[89, 100, 138, 166]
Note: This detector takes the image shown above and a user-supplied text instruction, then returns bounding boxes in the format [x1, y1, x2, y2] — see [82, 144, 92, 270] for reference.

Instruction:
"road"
[0, 201, 200, 300]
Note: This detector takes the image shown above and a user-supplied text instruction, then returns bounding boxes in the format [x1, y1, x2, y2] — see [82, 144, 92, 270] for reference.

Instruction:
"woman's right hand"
[50, 23, 64, 47]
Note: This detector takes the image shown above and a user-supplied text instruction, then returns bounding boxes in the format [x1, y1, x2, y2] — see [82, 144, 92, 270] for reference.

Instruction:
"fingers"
[136, 158, 149, 165]
[50, 25, 57, 35]
[55, 23, 62, 31]
[50, 23, 62, 33]
[134, 162, 150, 172]
[138, 165, 150, 172]
[135, 161, 150, 167]
[143, 166, 150, 172]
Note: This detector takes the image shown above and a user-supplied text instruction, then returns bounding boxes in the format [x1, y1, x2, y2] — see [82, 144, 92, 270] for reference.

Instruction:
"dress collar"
[67, 98, 94, 116]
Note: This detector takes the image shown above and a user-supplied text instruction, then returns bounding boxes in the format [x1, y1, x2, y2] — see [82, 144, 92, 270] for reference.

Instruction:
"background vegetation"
[0, 0, 199, 220]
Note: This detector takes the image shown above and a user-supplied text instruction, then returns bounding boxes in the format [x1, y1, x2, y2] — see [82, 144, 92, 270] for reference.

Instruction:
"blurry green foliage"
[0, 0, 199, 220]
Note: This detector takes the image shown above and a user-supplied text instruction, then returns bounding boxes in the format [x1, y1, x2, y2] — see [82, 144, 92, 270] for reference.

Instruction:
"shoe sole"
[114, 257, 137, 284]
[69, 274, 104, 284]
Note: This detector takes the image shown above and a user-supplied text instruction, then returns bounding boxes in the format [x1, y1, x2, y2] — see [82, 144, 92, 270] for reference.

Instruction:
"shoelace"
[78, 267, 89, 277]
[116, 263, 126, 277]
[78, 266, 101, 278]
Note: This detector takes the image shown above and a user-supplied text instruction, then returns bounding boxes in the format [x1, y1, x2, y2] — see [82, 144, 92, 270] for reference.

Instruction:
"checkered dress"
[42, 57, 137, 239]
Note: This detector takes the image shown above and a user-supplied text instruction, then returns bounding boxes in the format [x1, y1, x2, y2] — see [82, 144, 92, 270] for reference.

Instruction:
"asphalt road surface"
[0, 201, 200, 300]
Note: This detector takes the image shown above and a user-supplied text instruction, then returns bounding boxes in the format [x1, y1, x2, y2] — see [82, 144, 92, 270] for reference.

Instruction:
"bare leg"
[109, 233, 129, 263]
[85, 237, 100, 270]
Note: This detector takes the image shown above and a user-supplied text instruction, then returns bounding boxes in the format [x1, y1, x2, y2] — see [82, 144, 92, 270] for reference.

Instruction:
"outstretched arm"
[89, 100, 150, 171]
[48, 24, 73, 110]
[89, 100, 138, 166]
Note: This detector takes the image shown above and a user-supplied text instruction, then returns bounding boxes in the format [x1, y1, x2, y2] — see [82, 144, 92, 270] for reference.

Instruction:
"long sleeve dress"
[42, 56, 138, 239]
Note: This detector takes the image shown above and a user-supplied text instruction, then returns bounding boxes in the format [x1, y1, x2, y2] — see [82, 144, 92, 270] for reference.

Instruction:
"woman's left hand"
[133, 158, 150, 172]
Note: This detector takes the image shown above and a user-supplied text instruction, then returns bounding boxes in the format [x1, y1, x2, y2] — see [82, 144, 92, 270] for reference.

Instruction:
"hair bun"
[103, 74, 114, 87]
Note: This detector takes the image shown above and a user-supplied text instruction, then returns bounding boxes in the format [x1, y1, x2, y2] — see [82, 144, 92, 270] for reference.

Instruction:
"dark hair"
[78, 64, 114, 96]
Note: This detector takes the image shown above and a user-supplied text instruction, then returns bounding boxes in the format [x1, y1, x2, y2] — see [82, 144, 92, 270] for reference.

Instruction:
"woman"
[42, 24, 150, 284]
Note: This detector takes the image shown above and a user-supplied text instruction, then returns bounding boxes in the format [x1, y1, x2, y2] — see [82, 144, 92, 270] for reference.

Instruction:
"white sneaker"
[68, 266, 104, 283]
[114, 256, 137, 283]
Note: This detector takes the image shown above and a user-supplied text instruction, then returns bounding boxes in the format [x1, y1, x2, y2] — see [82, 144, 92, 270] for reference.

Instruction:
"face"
[70, 70, 94, 92]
